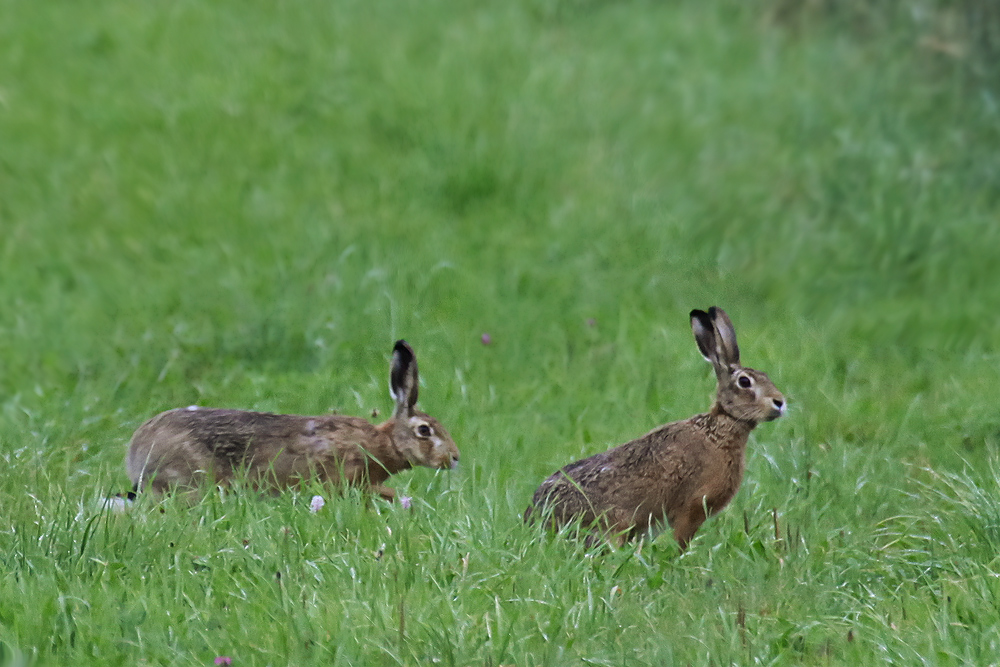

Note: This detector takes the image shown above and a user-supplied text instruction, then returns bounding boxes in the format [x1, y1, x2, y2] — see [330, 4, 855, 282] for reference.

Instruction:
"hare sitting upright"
[127, 340, 459, 501]
[525, 307, 785, 550]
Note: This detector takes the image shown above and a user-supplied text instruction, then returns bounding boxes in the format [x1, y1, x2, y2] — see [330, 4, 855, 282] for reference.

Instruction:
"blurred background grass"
[1, 0, 999, 663]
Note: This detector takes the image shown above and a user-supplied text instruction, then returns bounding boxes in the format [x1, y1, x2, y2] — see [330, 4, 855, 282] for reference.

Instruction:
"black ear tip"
[690, 309, 712, 326]
[392, 341, 416, 374]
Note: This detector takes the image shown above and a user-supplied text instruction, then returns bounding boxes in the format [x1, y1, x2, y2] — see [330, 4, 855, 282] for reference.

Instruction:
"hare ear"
[390, 340, 419, 416]
[690, 310, 717, 363]
[708, 306, 740, 367]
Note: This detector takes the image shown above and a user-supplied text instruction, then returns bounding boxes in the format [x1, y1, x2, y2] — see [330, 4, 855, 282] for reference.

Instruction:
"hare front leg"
[671, 501, 709, 551]
[371, 484, 396, 501]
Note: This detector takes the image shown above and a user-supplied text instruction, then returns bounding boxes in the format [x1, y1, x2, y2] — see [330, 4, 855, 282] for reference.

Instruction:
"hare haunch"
[127, 340, 458, 501]
[525, 307, 785, 549]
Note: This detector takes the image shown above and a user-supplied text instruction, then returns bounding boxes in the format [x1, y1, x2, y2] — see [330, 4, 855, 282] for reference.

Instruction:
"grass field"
[2, 0, 1000, 664]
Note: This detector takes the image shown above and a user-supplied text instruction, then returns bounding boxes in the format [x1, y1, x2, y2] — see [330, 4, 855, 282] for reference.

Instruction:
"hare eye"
[417, 424, 433, 438]
[737, 375, 753, 389]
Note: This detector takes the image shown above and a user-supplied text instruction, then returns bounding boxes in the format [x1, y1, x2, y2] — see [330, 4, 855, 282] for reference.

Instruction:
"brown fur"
[524, 307, 784, 550]
[126, 340, 458, 500]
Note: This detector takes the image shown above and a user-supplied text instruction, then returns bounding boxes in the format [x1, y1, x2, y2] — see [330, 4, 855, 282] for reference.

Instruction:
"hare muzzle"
[764, 396, 786, 421]
[756, 383, 785, 422]
[435, 436, 460, 470]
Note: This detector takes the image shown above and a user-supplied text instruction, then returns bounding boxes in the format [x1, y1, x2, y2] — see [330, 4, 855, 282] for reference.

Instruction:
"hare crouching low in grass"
[525, 307, 785, 550]
[126, 340, 459, 501]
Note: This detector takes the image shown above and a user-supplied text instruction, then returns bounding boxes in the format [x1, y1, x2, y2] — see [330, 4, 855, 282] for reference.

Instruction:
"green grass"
[2, 0, 1000, 664]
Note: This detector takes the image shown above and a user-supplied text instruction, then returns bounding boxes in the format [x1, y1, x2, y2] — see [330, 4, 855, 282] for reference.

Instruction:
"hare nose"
[772, 398, 785, 410]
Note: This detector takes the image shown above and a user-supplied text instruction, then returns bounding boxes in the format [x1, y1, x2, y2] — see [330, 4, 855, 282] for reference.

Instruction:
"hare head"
[386, 340, 459, 471]
[691, 307, 785, 424]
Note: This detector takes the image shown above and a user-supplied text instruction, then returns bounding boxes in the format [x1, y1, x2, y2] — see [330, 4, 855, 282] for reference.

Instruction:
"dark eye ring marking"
[737, 375, 753, 389]
[417, 424, 433, 438]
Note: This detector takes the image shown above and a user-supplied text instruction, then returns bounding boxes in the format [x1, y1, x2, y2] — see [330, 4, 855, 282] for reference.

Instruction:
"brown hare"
[525, 307, 785, 550]
[127, 340, 459, 501]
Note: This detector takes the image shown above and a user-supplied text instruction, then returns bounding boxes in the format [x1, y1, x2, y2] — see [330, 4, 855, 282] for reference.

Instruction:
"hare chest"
[692, 445, 745, 511]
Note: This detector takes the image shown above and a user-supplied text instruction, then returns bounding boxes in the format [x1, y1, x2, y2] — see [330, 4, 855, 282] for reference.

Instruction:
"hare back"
[127, 408, 391, 492]
[527, 416, 746, 538]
